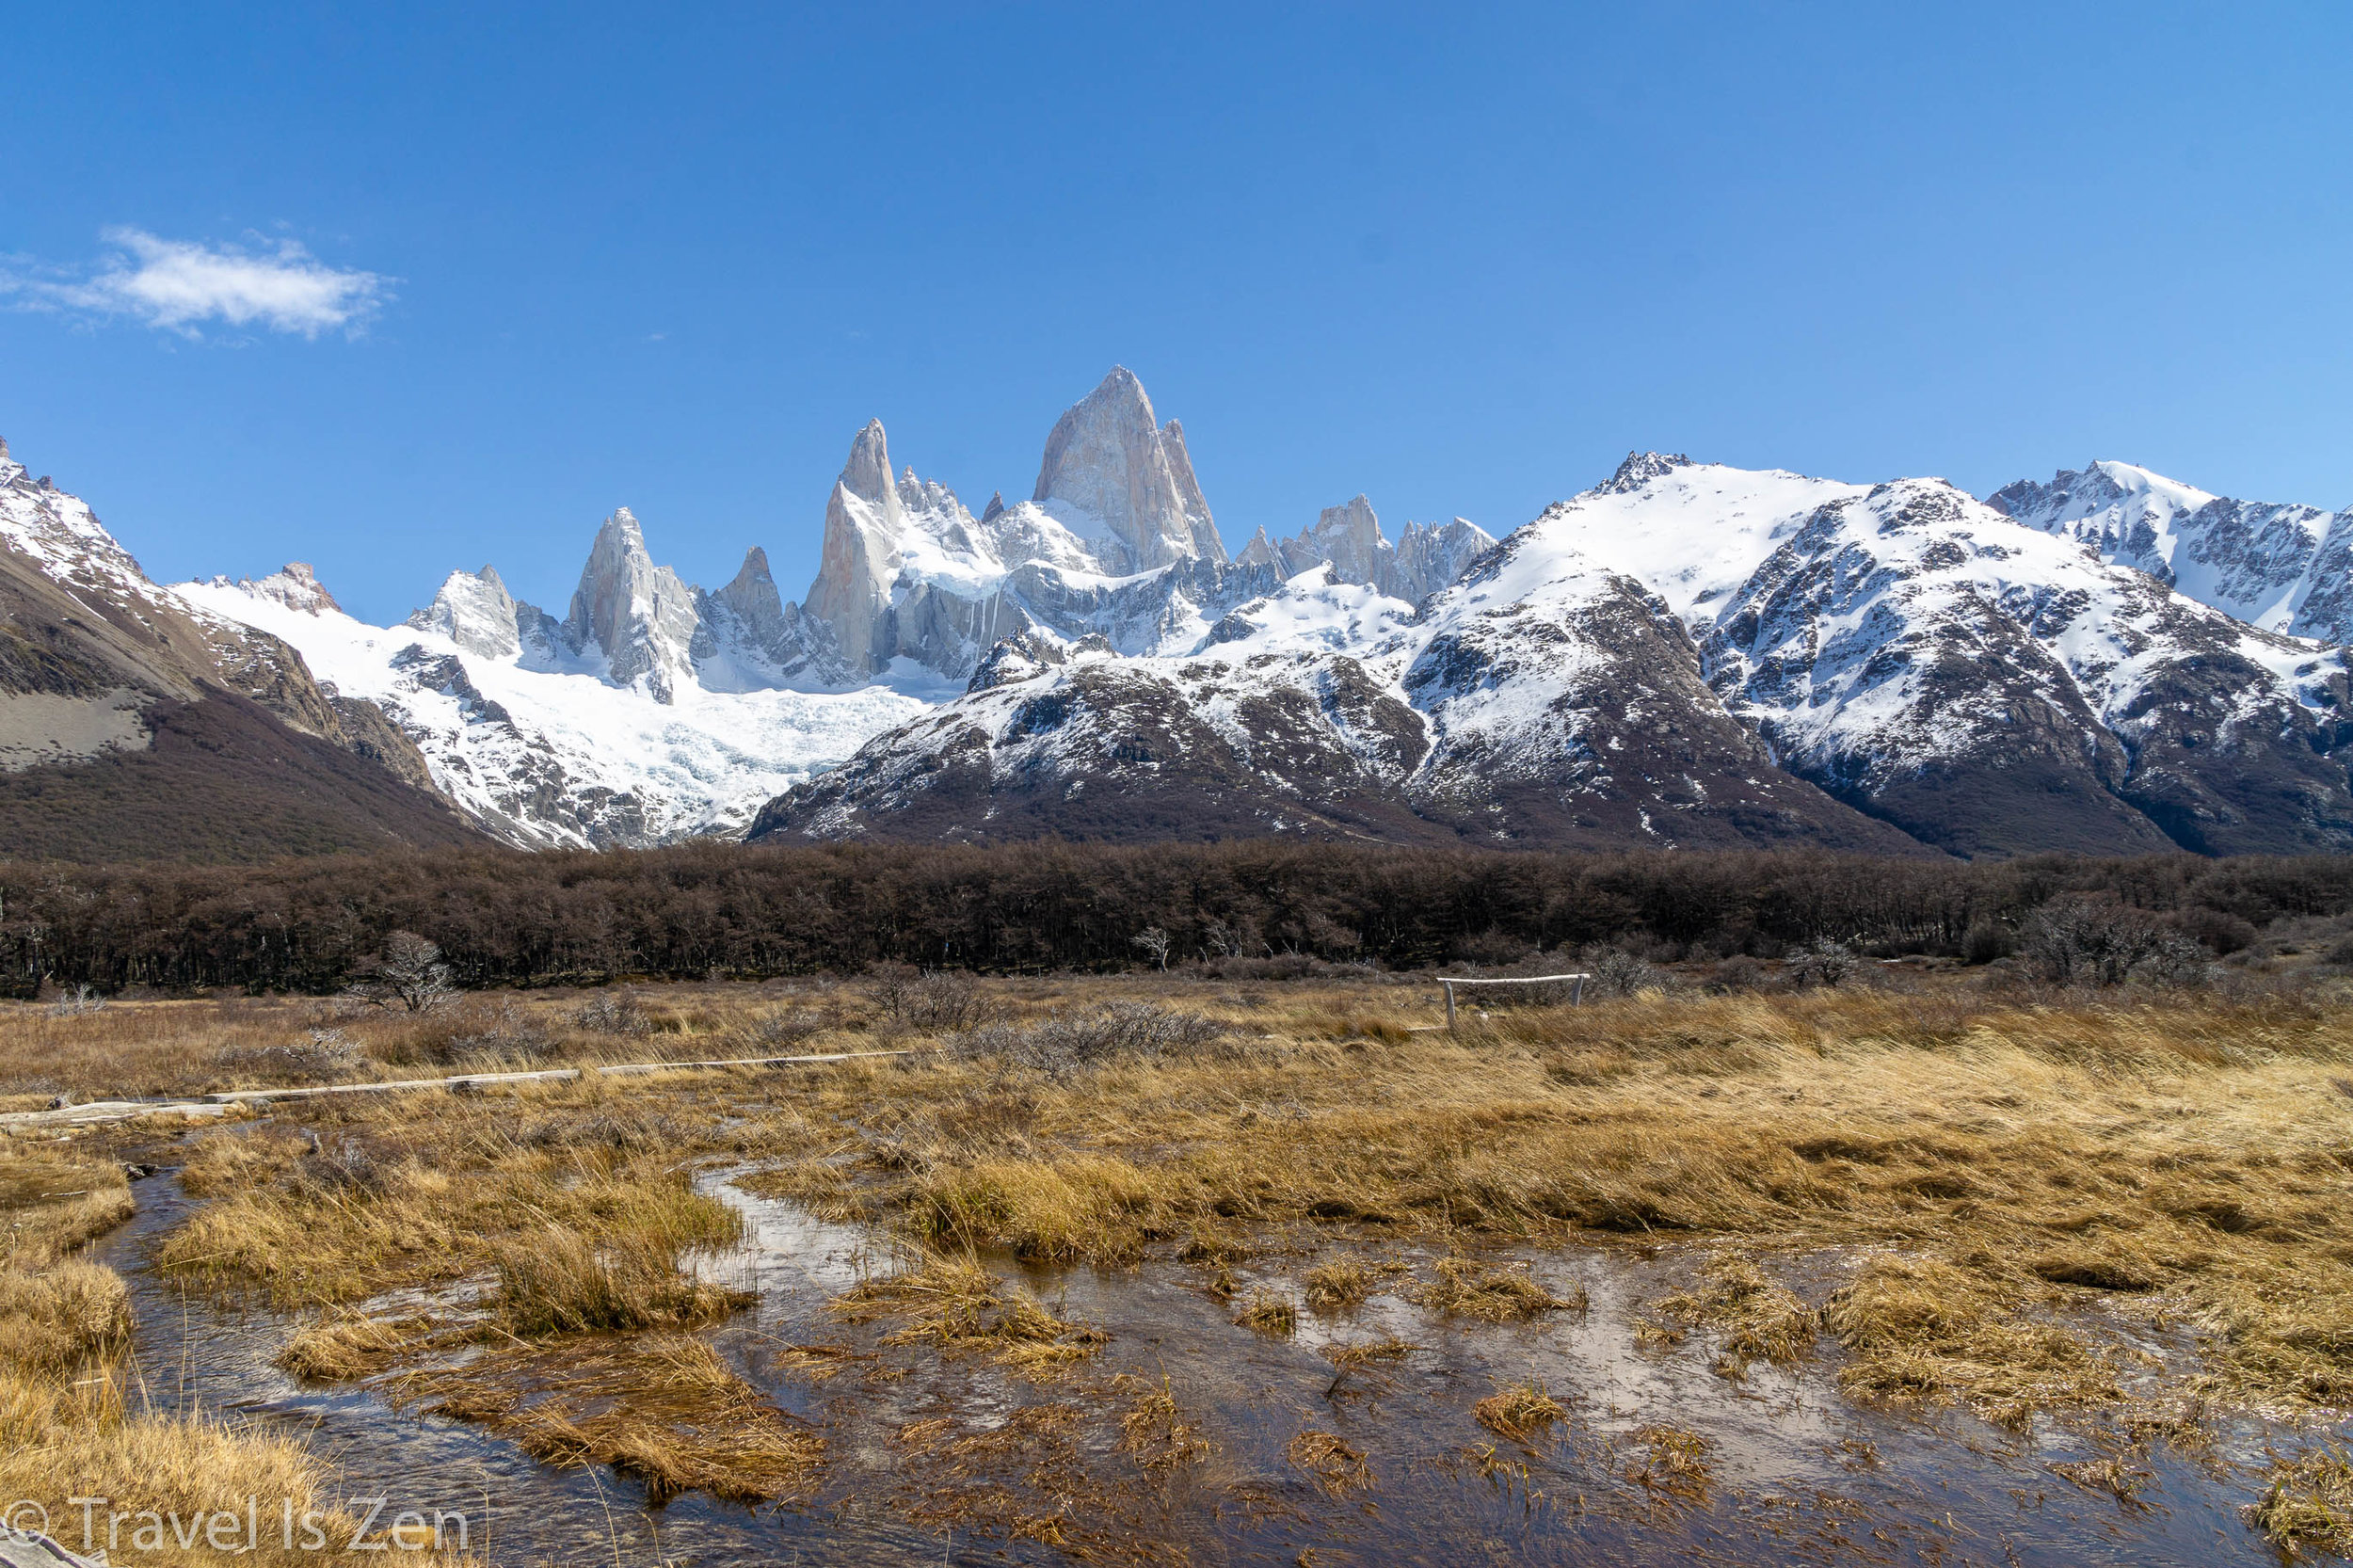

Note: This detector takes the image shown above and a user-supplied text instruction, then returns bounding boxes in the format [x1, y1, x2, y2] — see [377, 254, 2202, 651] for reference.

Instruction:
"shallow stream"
[87, 1159, 2315, 1566]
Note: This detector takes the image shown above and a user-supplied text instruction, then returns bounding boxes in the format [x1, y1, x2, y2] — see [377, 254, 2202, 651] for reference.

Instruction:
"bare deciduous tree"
[347, 930, 457, 1012]
[1131, 926, 1172, 971]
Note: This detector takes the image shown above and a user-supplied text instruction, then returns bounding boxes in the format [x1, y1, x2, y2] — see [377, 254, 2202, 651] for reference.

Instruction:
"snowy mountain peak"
[1990, 459, 2353, 643]
[840, 420, 900, 514]
[240, 562, 343, 616]
[566, 507, 701, 703]
[1987, 460, 2217, 531]
[1255, 497, 1495, 603]
[1032, 366, 1225, 572]
[1599, 451, 1696, 494]
[1234, 524, 1281, 569]
[410, 566, 523, 659]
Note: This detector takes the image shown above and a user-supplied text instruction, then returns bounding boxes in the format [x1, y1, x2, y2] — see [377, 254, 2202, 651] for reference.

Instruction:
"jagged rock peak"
[980, 490, 1006, 524]
[260, 562, 341, 616]
[840, 420, 896, 506]
[408, 565, 523, 659]
[204, 561, 344, 616]
[1599, 451, 1695, 494]
[1986, 459, 2171, 520]
[1234, 525, 1281, 569]
[568, 507, 699, 703]
[1032, 366, 1225, 571]
[0, 436, 10, 467]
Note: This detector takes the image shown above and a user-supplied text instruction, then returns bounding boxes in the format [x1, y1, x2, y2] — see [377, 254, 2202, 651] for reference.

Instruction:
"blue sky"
[3, 2, 2349, 625]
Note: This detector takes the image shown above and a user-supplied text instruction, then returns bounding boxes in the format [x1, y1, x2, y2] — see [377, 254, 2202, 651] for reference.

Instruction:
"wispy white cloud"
[0, 228, 387, 338]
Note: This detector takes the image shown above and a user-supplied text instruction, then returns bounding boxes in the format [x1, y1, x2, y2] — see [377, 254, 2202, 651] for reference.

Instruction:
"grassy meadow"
[5, 953, 2353, 1560]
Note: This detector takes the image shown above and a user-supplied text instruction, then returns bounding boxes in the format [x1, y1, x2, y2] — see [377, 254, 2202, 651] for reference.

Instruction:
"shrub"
[950, 1003, 1231, 1075]
[1961, 919, 2016, 965]
[344, 931, 456, 1012]
[869, 964, 989, 1032]
[573, 990, 652, 1037]
[1786, 940, 1863, 989]
[216, 1028, 362, 1080]
[2022, 901, 2214, 987]
[1583, 947, 1673, 1000]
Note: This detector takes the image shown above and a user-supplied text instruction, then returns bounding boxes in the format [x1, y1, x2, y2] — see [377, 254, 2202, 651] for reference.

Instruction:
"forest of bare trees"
[0, 840, 2346, 996]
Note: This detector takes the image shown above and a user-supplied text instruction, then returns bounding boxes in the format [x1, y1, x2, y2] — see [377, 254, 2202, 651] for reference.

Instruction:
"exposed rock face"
[1269, 494, 1497, 603]
[754, 444, 2353, 859]
[794, 370, 1264, 681]
[0, 443, 476, 856]
[1990, 459, 2353, 644]
[1032, 367, 1225, 572]
[1281, 495, 1387, 584]
[36, 372, 2349, 862]
[410, 566, 522, 659]
[1394, 518, 1499, 601]
[234, 562, 342, 616]
[693, 547, 840, 686]
[749, 547, 1926, 853]
[565, 508, 701, 702]
[1544, 458, 2353, 857]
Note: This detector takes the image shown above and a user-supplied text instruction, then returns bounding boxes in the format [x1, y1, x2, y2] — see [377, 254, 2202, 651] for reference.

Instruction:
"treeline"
[1, 841, 2350, 996]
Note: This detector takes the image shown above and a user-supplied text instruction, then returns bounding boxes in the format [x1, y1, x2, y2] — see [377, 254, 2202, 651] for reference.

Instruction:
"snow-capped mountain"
[15, 365, 2353, 862]
[754, 448, 2353, 857]
[1232, 496, 1494, 605]
[179, 560, 926, 850]
[1544, 456, 2353, 856]
[749, 527, 1926, 853]
[0, 439, 475, 858]
[1990, 460, 2353, 647]
[174, 368, 1518, 850]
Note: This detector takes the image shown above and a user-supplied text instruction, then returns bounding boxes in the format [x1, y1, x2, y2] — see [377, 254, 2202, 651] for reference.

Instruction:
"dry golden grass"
[706, 981, 2353, 1424]
[1114, 1373, 1213, 1469]
[14, 972, 2353, 1542]
[1824, 1253, 2122, 1427]
[495, 1225, 751, 1336]
[1410, 1256, 1583, 1321]
[1303, 1256, 1382, 1310]
[0, 1138, 433, 1565]
[2251, 1446, 2353, 1556]
[154, 1098, 743, 1310]
[0, 1142, 134, 1268]
[1654, 1252, 1817, 1377]
[829, 1255, 1106, 1375]
[1286, 1429, 1372, 1497]
[1625, 1422, 1714, 1505]
[1232, 1287, 1299, 1336]
[395, 1335, 824, 1505]
[0, 1258, 132, 1370]
[1474, 1379, 1567, 1442]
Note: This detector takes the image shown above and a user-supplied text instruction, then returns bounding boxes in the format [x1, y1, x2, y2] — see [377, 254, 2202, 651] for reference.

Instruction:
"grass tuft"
[1473, 1379, 1567, 1443]
[1411, 1256, 1581, 1322]
[2252, 1447, 2353, 1557]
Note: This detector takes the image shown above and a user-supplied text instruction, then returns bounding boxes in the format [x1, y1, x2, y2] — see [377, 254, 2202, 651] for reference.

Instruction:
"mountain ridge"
[10, 371, 2352, 862]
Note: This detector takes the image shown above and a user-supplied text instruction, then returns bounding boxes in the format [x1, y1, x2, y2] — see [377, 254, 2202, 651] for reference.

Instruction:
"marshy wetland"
[6, 958, 2353, 1565]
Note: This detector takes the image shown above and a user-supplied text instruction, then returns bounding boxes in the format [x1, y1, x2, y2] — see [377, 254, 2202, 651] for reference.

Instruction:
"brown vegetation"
[11, 958, 2353, 1553]
[1, 840, 2350, 997]
[0, 1141, 394, 1566]
[1474, 1380, 1567, 1442]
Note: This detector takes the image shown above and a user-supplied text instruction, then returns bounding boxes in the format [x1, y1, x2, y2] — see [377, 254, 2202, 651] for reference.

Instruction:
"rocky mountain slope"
[753, 447, 2353, 857]
[178, 368, 1517, 850]
[1991, 460, 2353, 646]
[0, 440, 481, 860]
[16, 364, 2352, 861]
[1543, 456, 2353, 856]
[750, 542, 1925, 852]
[179, 563, 925, 850]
